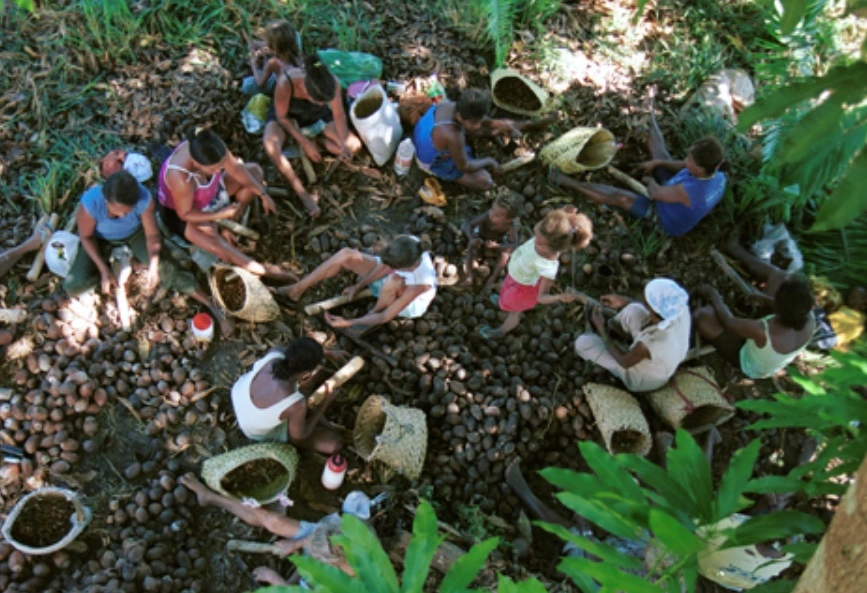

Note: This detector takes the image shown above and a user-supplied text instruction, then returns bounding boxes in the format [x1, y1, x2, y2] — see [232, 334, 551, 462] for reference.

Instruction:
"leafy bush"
[254, 499, 548, 593]
[540, 432, 824, 593]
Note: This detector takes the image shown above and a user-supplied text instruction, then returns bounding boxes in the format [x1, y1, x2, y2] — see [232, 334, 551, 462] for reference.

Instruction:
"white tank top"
[231, 351, 304, 441]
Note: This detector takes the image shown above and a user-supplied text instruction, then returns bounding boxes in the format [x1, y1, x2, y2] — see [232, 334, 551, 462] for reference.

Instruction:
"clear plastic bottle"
[393, 138, 415, 176]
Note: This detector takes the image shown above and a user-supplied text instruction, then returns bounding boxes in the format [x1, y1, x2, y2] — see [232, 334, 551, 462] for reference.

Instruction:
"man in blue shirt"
[550, 98, 726, 238]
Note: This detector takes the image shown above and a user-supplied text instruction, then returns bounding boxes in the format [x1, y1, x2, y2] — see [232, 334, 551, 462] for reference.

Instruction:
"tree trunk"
[793, 452, 867, 593]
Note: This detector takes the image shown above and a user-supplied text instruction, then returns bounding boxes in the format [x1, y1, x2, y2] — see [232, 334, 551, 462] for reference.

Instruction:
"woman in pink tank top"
[157, 129, 296, 282]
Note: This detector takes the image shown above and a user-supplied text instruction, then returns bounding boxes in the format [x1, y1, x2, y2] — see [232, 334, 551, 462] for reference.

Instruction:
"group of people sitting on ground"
[3, 17, 863, 590]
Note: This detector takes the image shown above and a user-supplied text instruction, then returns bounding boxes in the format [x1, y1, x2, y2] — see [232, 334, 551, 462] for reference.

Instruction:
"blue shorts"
[628, 166, 676, 218]
[420, 145, 474, 182]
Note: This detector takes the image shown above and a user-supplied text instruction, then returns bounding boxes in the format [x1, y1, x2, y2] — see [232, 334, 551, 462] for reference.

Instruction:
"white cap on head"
[644, 278, 689, 330]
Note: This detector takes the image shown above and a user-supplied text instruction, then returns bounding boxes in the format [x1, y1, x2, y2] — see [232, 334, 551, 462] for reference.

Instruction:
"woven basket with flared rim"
[209, 264, 279, 323]
[583, 383, 652, 457]
[353, 395, 427, 480]
[201, 442, 299, 504]
[539, 127, 618, 174]
[490, 68, 550, 117]
[1, 487, 92, 555]
[647, 367, 734, 434]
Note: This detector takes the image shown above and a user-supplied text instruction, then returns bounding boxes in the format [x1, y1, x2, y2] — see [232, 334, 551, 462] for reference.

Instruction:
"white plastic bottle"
[190, 313, 214, 343]
[321, 454, 347, 490]
[394, 138, 415, 176]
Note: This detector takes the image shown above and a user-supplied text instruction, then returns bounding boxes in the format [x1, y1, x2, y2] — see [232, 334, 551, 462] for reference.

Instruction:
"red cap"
[327, 454, 347, 472]
[192, 313, 213, 331]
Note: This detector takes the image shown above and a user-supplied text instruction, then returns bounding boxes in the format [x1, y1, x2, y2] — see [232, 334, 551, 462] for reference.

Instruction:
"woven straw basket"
[583, 383, 652, 457]
[353, 395, 427, 480]
[490, 69, 550, 117]
[647, 367, 734, 434]
[1, 487, 92, 555]
[209, 264, 279, 322]
[201, 443, 299, 504]
[539, 127, 617, 174]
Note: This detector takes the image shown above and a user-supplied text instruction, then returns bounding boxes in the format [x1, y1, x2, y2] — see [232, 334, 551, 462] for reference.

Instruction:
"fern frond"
[483, 0, 518, 67]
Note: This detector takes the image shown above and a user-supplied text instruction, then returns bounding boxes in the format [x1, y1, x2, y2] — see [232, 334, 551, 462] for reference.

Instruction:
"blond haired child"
[479, 206, 593, 339]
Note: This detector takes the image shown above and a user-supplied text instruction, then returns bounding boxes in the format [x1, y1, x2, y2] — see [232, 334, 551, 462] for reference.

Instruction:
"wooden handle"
[500, 153, 535, 173]
[216, 219, 260, 240]
[567, 288, 616, 316]
[292, 119, 318, 185]
[63, 205, 80, 233]
[308, 356, 365, 407]
[607, 166, 649, 198]
[26, 213, 61, 282]
[304, 289, 373, 315]
[226, 539, 283, 556]
[0, 309, 28, 323]
[710, 250, 761, 297]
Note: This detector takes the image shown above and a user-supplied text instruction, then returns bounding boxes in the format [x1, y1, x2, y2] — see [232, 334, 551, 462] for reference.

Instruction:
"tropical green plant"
[739, 349, 867, 499]
[253, 499, 548, 593]
[540, 432, 825, 593]
[799, 216, 867, 289]
[738, 0, 867, 231]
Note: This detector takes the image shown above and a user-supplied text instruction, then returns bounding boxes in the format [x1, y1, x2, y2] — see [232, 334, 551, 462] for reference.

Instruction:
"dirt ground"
[0, 1, 823, 592]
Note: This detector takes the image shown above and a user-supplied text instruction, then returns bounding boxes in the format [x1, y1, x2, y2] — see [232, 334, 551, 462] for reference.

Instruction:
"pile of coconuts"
[0, 172, 669, 592]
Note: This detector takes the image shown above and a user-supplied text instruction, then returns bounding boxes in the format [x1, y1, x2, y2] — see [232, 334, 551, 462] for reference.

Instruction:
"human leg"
[726, 234, 789, 298]
[281, 248, 379, 301]
[574, 332, 629, 383]
[288, 424, 344, 455]
[179, 474, 301, 538]
[0, 232, 44, 278]
[482, 249, 510, 293]
[263, 122, 320, 218]
[693, 306, 744, 367]
[615, 303, 652, 338]
[369, 273, 405, 313]
[646, 91, 672, 162]
[482, 311, 521, 339]
[321, 122, 362, 156]
[184, 222, 296, 282]
[550, 169, 641, 214]
[456, 169, 494, 193]
[505, 458, 572, 528]
[224, 162, 265, 222]
[63, 240, 104, 296]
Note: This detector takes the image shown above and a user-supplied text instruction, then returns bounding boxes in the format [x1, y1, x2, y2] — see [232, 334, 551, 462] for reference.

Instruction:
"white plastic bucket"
[394, 138, 414, 176]
[350, 84, 402, 166]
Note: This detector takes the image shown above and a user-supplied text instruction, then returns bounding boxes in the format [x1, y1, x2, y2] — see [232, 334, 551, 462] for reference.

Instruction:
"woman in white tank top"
[231, 337, 344, 454]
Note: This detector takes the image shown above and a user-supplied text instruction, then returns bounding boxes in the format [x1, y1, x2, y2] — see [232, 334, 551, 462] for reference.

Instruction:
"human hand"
[561, 291, 578, 303]
[218, 203, 242, 220]
[324, 313, 351, 328]
[562, 205, 577, 215]
[484, 239, 500, 249]
[302, 139, 322, 163]
[342, 283, 361, 301]
[697, 284, 719, 299]
[590, 305, 606, 333]
[601, 294, 629, 309]
[325, 348, 351, 364]
[260, 191, 277, 215]
[486, 158, 502, 174]
[100, 269, 117, 295]
[145, 265, 159, 293]
[637, 159, 658, 173]
[252, 566, 286, 586]
[339, 144, 353, 162]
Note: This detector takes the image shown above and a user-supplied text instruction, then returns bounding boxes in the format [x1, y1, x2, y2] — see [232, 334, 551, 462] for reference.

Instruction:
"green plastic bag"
[317, 49, 383, 89]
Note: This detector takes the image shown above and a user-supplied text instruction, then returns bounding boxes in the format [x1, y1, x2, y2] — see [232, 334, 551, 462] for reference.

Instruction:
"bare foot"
[252, 566, 287, 586]
[299, 192, 321, 219]
[179, 473, 214, 507]
[277, 283, 304, 302]
[263, 264, 299, 283]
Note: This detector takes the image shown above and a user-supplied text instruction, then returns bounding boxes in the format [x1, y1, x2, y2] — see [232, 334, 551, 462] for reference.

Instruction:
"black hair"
[493, 192, 520, 218]
[689, 137, 724, 175]
[455, 88, 491, 122]
[102, 170, 141, 206]
[271, 337, 324, 381]
[775, 276, 814, 330]
[264, 20, 300, 64]
[381, 235, 429, 270]
[304, 55, 337, 103]
[187, 128, 227, 166]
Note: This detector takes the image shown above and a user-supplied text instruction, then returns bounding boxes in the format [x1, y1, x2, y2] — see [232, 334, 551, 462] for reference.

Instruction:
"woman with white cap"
[574, 278, 691, 392]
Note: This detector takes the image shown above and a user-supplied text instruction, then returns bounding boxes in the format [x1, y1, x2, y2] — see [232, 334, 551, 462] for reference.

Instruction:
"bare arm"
[645, 178, 691, 206]
[140, 199, 163, 288]
[700, 285, 767, 345]
[252, 56, 280, 89]
[347, 260, 391, 294]
[641, 159, 686, 173]
[167, 171, 239, 224]
[463, 212, 488, 242]
[590, 305, 651, 368]
[285, 394, 336, 441]
[327, 282, 430, 327]
[77, 206, 110, 279]
[537, 277, 577, 305]
[436, 126, 498, 173]
[328, 75, 353, 158]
